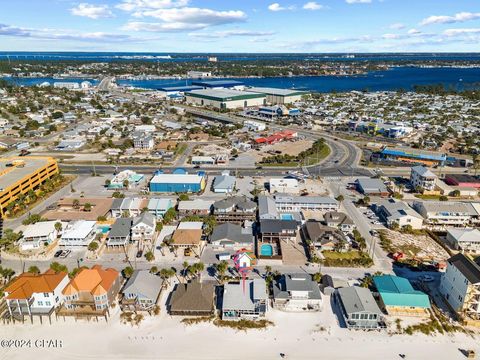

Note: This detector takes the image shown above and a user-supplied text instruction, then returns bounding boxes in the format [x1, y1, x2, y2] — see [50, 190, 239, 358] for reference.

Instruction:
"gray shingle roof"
[448, 253, 480, 284]
[273, 273, 322, 300]
[260, 219, 298, 233]
[108, 218, 132, 238]
[210, 223, 253, 245]
[169, 280, 215, 313]
[122, 270, 163, 301]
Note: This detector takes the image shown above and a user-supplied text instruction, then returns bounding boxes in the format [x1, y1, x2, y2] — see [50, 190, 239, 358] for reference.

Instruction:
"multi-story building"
[272, 273, 322, 311]
[412, 201, 476, 227]
[20, 220, 61, 251]
[62, 265, 121, 313]
[410, 166, 437, 192]
[440, 253, 480, 319]
[59, 220, 96, 247]
[375, 199, 424, 230]
[222, 279, 268, 320]
[0, 157, 59, 217]
[4, 270, 69, 318]
[274, 196, 339, 212]
[133, 132, 154, 151]
[445, 228, 480, 254]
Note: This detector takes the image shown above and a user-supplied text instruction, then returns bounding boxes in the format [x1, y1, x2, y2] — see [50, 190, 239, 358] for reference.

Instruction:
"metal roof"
[373, 275, 430, 309]
[185, 88, 266, 102]
[222, 279, 267, 311]
[337, 286, 382, 315]
[122, 270, 163, 301]
[248, 87, 307, 97]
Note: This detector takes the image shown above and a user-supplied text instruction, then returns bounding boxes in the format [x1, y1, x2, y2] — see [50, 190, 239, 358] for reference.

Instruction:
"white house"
[410, 166, 437, 192]
[131, 212, 156, 241]
[213, 172, 236, 193]
[4, 270, 69, 317]
[244, 120, 266, 132]
[376, 199, 424, 230]
[445, 228, 480, 254]
[59, 220, 97, 247]
[20, 221, 62, 251]
[412, 201, 476, 227]
[272, 273, 322, 312]
[269, 178, 299, 194]
[440, 253, 480, 319]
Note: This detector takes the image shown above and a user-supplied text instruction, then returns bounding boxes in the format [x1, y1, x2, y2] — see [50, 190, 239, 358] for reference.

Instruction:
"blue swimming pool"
[280, 213, 294, 220]
[98, 225, 111, 234]
[260, 244, 273, 257]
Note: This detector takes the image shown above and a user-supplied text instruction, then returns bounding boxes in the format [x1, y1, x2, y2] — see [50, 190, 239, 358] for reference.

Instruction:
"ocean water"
[1, 52, 480, 62]
[116, 67, 480, 92]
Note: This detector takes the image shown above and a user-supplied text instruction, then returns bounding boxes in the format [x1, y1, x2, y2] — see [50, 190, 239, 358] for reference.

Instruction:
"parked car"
[136, 250, 143, 258]
[419, 275, 434, 282]
[54, 250, 63, 258]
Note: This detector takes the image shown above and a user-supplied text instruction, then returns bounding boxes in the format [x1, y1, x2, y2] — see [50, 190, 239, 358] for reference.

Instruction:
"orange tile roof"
[172, 229, 202, 246]
[62, 266, 119, 296]
[5, 271, 68, 300]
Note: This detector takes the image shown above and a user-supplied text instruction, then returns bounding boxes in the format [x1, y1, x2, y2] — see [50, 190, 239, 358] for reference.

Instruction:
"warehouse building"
[185, 89, 266, 110]
[158, 85, 203, 98]
[149, 172, 206, 193]
[378, 147, 447, 166]
[248, 87, 307, 104]
[0, 157, 59, 217]
[191, 80, 244, 89]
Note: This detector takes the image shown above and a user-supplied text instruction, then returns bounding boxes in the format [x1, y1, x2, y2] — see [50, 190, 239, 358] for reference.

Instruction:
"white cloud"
[116, 0, 189, 12]
[420, 12, 480, 26]
[268, 3, 295, 11]
[124, 7, 247, 32]
[443, 28, 480, 37]
[303, 2, 324, 10]
[407, 28, 420, 34]
[345, 0, 372, 4]
[0, 23, 143, 42]
[70, 3, 113, 19]
[189, 30, 275, 38]
[389, 23, 405, 30]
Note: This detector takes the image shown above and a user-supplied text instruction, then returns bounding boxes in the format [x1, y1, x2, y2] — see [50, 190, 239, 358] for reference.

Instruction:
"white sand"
[1, 303, 477, 360]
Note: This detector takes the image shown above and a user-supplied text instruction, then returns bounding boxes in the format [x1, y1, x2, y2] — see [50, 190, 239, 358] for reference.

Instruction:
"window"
[45, 301, 51, 306]
[360, 314, 368, 320]
[43, 293, 49, 297]
[38, 301, 43, 306]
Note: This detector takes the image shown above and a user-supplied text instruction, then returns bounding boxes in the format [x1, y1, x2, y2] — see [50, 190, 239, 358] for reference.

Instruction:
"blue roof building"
[373, 275, 431, 316]
[379, 147, 446, 166]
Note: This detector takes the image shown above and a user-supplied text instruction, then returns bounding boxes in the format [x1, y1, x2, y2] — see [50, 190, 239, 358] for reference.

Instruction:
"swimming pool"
[260, 244, 273, 257]
[98, 225, 111, 234]
[280, 213, 294, 220]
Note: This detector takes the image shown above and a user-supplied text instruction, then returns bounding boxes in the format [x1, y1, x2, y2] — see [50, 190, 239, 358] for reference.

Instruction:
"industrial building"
[191, 80, 244, 89]
[185, 89, 266, 110]
[248, 87, 307, 104]
[158, 85, 203, 98]
[378, 147, 447, 166]
[0, 157, 59, 217]
[149, 171, 206, 193]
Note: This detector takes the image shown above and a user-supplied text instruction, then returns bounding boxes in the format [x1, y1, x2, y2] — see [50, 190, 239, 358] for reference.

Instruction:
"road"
[326, 178, 392, 273]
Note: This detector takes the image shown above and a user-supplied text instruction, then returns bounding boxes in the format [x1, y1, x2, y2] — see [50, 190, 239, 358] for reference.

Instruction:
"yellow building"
[0, 157, 59, 217]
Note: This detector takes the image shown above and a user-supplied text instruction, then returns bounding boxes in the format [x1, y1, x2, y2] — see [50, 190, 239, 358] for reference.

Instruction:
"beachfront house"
[121, 270, 164, 311]
[335, 286, 385, 330]
[272, 273, 322, 311]
[169, 279, 215, 316]
[62, 265, 121, 313]
[59, 220, 96, 247]
[20, 221, 62, 251]
[131, 212, 156, 242]
[4, 270, 69, 320]
[222, 279, 268, 320]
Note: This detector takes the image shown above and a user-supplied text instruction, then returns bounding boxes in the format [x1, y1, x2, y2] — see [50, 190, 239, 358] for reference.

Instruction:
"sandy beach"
[0, 290, 477, 360]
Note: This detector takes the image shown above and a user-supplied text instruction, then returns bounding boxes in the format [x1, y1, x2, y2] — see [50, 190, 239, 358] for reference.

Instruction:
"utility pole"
[92, 160, 97, 177]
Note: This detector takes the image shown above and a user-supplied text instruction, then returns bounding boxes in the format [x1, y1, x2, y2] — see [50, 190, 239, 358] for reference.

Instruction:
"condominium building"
[410, 166, 437, 191]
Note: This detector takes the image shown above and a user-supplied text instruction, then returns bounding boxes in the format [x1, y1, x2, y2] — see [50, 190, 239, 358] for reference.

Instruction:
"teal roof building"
[373, 275, 430, 315]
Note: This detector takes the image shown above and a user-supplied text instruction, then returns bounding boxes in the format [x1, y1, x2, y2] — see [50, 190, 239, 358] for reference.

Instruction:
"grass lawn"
[174, 143, 188, 156]
[414, 194, 442, 200]
[321, 250, 373, 267]
[302, 145, 331, 166]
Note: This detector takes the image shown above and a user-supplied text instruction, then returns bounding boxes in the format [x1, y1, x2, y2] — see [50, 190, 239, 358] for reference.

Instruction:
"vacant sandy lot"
[385, 229, 449, 262]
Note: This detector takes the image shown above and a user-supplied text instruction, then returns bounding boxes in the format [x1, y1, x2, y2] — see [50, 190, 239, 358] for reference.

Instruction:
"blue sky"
[0, 0, 479, 52]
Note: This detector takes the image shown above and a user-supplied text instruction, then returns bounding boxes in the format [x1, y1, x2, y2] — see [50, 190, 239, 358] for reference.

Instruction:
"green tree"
[88, 241, 99, 252]
[123, 266, 134, 279]
[145, 251, 155, 262]
[83, 203, 92, 212]
[28, 265, 41, 275]
[49, 262, 68, 274]
[54, 222, 63, 233]
[0, 229, 22, 249]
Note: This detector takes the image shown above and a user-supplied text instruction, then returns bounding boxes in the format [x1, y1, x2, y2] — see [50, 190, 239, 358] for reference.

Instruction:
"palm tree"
[215, 261, 228, 282]
[72, 199, 80, 209]
[182, 261, 189, 281]
[28, 265, 40, 275]
[265, 265, 272, 276]
[54, 222, 62, 233]
[83, 203, 92, 212]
